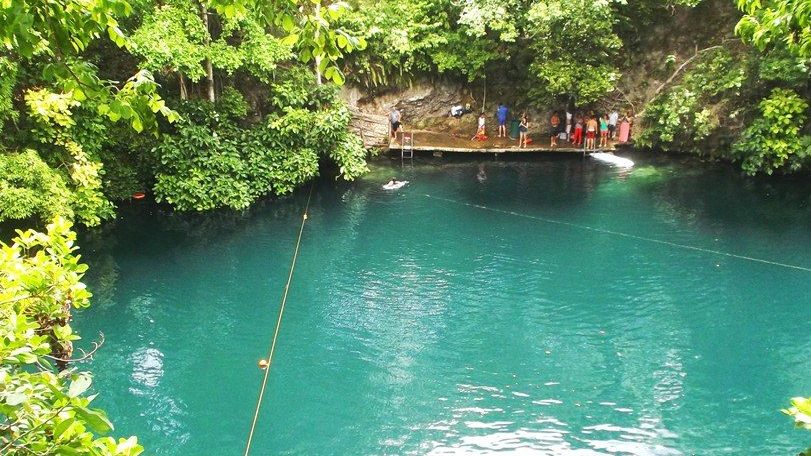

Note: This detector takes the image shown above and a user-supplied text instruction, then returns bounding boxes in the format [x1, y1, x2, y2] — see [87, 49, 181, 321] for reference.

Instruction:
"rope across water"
[242, 188, 805, 452]
[424, 194, 811, 273]
[243, 183, 315, 456]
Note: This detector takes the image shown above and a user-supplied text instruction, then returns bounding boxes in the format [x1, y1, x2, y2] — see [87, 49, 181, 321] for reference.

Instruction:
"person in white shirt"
[565, 110, 573, 141]
[472, 113, 487, 140]
[390, 108, 401, 138]
[608, 110, 619, 139]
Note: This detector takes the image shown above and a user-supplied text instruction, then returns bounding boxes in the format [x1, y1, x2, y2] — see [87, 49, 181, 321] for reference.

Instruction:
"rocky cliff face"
[341, 81, 474, 146]
[341, 81, 469, 119]
[342, 80, 550, 144]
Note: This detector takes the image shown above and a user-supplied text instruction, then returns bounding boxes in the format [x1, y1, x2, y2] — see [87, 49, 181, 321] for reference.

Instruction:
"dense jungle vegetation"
[0, 0, 809, 453]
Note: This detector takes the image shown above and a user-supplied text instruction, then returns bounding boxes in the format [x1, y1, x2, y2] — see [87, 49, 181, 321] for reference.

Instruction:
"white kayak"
[590, 152, 634, 168]
[382, 180, 409, 190]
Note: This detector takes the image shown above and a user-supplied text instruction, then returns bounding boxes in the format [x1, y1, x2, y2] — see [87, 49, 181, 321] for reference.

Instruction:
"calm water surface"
[74, 155, 811, 455]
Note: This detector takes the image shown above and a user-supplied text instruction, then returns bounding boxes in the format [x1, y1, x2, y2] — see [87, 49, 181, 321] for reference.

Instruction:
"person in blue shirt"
[496, 103, 509, 138]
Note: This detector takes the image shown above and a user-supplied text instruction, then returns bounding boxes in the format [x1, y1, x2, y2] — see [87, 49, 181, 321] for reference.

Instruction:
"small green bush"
[0, 150, 73, 223]
[733, 88, 810, 175]
[154, 89, 367, 211]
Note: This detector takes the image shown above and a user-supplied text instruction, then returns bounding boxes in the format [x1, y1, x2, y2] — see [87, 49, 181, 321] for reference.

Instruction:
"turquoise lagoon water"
[74, 155, 811, 455]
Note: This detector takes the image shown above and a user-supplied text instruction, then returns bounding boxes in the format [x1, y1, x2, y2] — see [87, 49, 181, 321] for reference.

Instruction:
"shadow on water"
[625, 154, 811, 232]
[76, 176, 359, 306]
[376, 152, 811, 232]
[374, 153, 614, 211]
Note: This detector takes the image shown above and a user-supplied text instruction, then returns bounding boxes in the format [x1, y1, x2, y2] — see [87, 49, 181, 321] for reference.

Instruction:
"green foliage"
[736, 0, 811, 58]
[0, 150, 73, 223]
[527, 0, 621, 104]
[25, 89, 116, 226]
[130, 2, 210, 82]
[533, 61, 619, 105]
[341, 0, 514, 85]
[1, 0, 177, 133]
[96, 130, 159, 201]
[636, 9, 810, 175]
[285, 1, 366, 85]
[131, 1, 292, 87]
[639, 87, 712, 150]
[684, 49, 746, 97]
[268, 68, 318, 108]
[340, 0, 449, 87]
[0, 0, 131, 60]
[733, 88, 810, 175]
[430, 30, 500, 82]
[638, 49, 745, 153]
[782, 397, 811, 456]
[234, 15, 294, 82]
[640, 40, 810, 176]
[0, 57, 18, 124]
[328, 126, 368, 180]
[457, 0, 521, 42]
[757, 48, 810, 85]
[0, 218, 143, 455]
[784, 397, 811, 430]
[154, 88, 366, 211]
[64, 142, 117, 226]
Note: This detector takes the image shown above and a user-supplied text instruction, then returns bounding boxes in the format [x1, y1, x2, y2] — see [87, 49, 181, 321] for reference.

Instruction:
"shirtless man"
[586, 115, 598, 150]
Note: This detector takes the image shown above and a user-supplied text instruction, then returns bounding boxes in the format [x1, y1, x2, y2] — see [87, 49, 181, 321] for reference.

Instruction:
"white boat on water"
[590, 152, 634, 168]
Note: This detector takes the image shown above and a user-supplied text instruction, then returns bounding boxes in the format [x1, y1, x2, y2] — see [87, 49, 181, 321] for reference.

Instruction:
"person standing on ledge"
[518, 114, 529, 148]
[572, 114, 584, 147]
[599, 114, 610, 148]
[565, 108, 573, 142]
[586, 115, 598, 150]
[608, 109, 619, 140]
[618, 112, 633, 143]
[389, 107, 401, 139]
[550, 111, 560, 147]
[472, 113, 487, 140]
[496, 103, 509, 138]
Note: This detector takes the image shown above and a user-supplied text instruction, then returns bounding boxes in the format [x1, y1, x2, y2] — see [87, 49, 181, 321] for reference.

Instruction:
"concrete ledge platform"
[385, 145, 606, 154]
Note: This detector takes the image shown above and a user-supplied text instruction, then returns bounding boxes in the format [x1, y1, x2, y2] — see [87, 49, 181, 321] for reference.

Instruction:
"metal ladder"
[401, 133, 414, 159]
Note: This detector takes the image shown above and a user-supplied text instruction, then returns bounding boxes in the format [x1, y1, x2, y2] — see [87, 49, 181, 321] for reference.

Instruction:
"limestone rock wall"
[342, 81, 477, 146]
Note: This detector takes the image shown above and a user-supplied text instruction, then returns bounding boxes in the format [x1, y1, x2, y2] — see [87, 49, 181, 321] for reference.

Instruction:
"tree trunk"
[199, 3, 215, 102]
[314, 3, 323, 85]
[179, 72, 187, 100]
[315, 58, 323, 85]
[205, 61, 215, 102]
[481, 77, 486, 114]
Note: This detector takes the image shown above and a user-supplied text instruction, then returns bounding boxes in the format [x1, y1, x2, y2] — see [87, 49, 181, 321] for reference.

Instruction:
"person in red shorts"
[586, 115, 598, 150]
[572, 115, 584, 146]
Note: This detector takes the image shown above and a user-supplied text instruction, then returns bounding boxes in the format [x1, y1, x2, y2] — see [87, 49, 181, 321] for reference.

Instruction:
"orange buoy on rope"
[258, 359, 269, 369]
[132, 192, 146, 200]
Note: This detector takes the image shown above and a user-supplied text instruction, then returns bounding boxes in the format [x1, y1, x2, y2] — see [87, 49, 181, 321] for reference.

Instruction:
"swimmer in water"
[383, 177, 409, 190]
